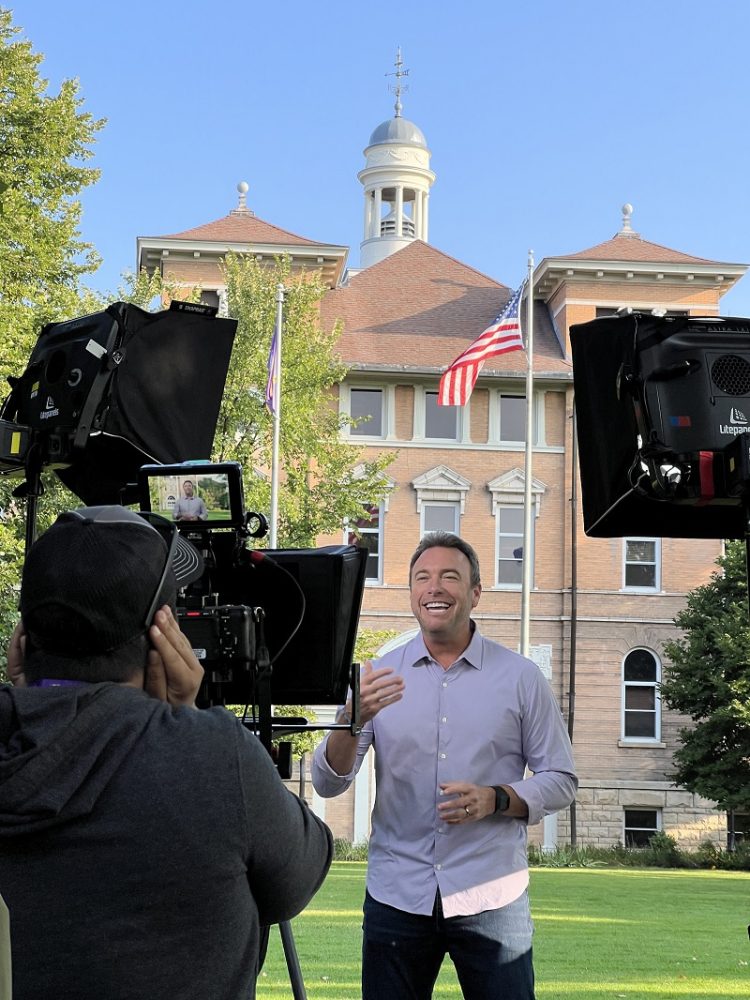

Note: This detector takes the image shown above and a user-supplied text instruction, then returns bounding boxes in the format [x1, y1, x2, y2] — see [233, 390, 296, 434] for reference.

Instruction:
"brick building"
[137, 100, 747, 850]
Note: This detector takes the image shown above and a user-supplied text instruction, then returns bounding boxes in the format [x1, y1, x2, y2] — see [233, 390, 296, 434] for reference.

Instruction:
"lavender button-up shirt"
[312, 626, 577, 917]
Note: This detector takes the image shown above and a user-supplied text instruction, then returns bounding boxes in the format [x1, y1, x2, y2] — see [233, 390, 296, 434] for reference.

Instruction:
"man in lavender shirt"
[312, 531, 577, 999]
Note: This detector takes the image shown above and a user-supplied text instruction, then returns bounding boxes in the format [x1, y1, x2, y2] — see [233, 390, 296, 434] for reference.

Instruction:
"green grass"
[256, 863, 750, 999]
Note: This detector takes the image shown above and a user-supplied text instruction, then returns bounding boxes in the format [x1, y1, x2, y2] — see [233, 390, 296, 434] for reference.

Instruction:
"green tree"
[661, 541, 750, 813]
[112, 266, 200, 312]
[0, 7, 104, 384]
[0, 8, 104, 674]
[216, 253, 394, 547]
[354, 628, 400, 664]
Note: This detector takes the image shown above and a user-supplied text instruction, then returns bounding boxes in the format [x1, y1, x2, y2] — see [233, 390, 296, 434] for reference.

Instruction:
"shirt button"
[439, 752, 447, 759]
[441, 716, 447, 723]
[442, 682, 448, 688]
[435, 864, 443, 871]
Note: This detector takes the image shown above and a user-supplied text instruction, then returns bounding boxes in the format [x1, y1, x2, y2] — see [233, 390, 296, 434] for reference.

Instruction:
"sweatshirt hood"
[0, 683, 159, 836]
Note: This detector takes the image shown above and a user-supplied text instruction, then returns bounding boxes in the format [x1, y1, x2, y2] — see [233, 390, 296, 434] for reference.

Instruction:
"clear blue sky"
[12, 1, 750, 315]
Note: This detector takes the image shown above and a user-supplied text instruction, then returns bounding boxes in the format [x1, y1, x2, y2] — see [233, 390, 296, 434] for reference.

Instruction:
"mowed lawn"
[256, 863, 750, 999]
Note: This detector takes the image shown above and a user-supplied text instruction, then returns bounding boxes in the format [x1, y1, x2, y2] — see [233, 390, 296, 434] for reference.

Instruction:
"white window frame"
[199, 288, 221, 310]
[495, 502, 533, 589]
[342, 385, 395, 441]
[622, 537, 661, 591]
[345, 502, 385, 585]
[623, 808, 662, 848]
[621, 648, 662, 742]
[487, 470, 545, 590]
[489, 390, 543, 446]
[420, 500, 461, 537]
[414, 387, 467, 443]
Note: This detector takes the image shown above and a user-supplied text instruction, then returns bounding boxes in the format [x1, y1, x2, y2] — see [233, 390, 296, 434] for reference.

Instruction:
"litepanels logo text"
[720, 407, 750, 436]
[40, 395, 59, 421]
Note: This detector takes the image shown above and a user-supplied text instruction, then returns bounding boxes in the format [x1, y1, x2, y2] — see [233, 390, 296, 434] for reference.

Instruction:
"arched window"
[622, 648, 661, 741]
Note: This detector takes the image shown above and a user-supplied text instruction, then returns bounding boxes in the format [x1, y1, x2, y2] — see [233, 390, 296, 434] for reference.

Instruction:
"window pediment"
[412, 465, 471, 513]
[487, 468, 547, 515]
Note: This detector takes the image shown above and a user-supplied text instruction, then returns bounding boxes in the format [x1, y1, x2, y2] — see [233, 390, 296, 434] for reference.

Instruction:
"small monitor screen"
[139, 462, 244, 529]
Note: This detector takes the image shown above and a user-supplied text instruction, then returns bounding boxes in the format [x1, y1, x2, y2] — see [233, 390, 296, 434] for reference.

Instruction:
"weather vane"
[386, 46, 409, 118]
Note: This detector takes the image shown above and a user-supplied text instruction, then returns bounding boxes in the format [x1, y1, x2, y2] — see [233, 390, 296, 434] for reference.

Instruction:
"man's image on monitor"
[172, 480, 208, 522]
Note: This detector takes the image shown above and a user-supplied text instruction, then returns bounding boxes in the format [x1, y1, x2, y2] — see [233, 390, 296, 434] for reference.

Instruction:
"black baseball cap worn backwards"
[20, 505, 204, 658]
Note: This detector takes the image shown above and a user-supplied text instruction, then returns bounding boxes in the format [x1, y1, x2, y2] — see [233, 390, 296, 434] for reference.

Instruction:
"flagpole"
[269, 283, 284, 548]
[520, 251, 535, 658]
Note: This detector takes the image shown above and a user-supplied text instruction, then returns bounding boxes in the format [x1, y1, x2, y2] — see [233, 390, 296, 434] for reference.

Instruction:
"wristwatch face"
[494, 787, 510, 813]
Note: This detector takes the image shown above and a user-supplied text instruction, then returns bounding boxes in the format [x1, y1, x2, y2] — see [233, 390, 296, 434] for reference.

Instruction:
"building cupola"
[358, 49, 435, 269]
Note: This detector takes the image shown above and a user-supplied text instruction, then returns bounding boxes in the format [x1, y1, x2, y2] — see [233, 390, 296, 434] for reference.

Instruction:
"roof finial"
[231, 180, 254, 217]
[620, 202, 635, 235]
[386, 47, 409, 118]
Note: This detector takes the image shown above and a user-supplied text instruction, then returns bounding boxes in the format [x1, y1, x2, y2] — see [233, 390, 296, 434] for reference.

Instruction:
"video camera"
[138, 460, 368, 714]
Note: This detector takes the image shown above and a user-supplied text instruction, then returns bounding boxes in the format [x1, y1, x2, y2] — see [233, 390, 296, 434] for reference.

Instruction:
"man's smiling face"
[409, 545, 481, 650]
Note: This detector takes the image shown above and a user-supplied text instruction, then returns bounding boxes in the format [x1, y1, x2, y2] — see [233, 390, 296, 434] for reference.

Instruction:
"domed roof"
[368, 116, 427, 148]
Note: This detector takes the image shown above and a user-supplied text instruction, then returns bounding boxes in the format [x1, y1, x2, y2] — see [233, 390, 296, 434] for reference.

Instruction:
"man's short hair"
[20, 506, 203, 684]
[409, 532, 481, 587]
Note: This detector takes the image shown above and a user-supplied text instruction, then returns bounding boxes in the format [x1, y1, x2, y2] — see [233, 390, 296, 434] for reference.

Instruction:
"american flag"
[265, 327, 279, 415]
[438, 281, 526, 406]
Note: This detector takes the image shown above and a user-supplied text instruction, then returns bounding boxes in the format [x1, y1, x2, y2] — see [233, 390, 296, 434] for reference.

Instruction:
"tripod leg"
[279, 920, 307, 999]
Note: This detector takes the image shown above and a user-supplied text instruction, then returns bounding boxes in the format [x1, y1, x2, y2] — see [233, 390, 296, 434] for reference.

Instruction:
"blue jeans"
[362, 889, 535, 1000]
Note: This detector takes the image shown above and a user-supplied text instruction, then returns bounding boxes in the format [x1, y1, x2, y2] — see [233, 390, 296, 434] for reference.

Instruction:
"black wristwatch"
[492, 786, 510, 814]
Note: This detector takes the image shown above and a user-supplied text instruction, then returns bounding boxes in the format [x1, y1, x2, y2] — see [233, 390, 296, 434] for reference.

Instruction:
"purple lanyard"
[28, 679, 91, 688]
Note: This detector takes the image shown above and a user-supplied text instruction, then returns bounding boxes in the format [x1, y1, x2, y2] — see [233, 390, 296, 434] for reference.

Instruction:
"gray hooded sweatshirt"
[0, 682, 332, 999]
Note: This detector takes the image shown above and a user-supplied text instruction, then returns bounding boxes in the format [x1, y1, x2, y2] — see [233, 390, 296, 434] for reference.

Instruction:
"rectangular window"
[623, 809, 660, 848]
[729, 812, 749, 846]
[349, 388, 384, 437]
[199, 289, 220, 309]
[347, 503, 383, 582]
[624, 687, 656, 737]
[499, 394, 526, 442]
[497, 505, 527, 587]
[421, 501, 460, 536]
[624, 538, 659, 589]
[425, 391, 458, 441]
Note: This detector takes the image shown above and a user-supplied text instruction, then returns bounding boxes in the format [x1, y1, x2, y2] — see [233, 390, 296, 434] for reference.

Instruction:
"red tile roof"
[147, 210, 330, 247]
[321, 241, 569, 373]
[560, 232, 719, 266]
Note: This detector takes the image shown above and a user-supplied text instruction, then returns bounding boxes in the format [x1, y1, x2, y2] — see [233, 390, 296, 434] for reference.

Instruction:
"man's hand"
[146, 605, 204, 707]
[348, 659, 405, 725]
[325, 660, 404, 776]
[438, 781, 529, 823]
[438, 782, 496, 823]
[6, 620, 26, 687]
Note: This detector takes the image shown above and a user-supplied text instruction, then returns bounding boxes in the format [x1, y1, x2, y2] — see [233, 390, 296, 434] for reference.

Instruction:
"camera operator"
[0, 505, 333, 1000]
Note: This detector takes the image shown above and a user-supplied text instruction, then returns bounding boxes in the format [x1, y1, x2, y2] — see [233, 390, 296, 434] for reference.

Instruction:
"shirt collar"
[407, 622, 483, 670]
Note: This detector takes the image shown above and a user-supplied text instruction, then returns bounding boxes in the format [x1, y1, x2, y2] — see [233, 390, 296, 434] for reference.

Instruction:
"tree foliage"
[354, 628, 399, 664]
[216, 253, 394, 547]
[0, 8, 104, 675]
[661, 541, 750, 812]
[0, 7, 104, 384]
